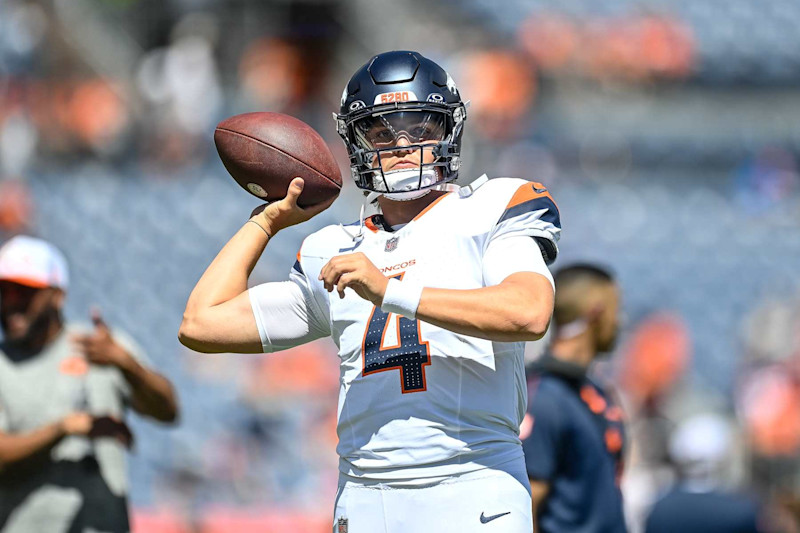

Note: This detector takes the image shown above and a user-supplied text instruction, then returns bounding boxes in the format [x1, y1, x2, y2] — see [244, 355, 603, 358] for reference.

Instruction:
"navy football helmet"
[335, 51, 467, 198]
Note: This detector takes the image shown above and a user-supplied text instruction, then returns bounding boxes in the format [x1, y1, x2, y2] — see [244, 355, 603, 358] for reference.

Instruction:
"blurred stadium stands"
[1, 0, 800, 531]
[454, 0, 800, 84]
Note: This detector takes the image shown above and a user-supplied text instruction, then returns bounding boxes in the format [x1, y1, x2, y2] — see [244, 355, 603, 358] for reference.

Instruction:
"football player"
[180, 51, 561, 533]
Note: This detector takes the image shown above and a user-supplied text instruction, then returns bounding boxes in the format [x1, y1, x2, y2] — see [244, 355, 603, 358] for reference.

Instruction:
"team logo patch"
[374, 91, 418, 105]
[337, 517, 348, 533]
[385, 236, 399, 252]
[427, 93, 445, 103]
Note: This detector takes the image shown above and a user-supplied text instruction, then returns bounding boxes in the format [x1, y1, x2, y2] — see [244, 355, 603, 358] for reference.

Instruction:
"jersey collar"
[364, 191, 452, 234]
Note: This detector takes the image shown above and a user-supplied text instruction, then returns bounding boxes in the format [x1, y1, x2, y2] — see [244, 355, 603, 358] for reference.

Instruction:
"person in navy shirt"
[521, 264, 627, 533]
[645, 414, 773, 533]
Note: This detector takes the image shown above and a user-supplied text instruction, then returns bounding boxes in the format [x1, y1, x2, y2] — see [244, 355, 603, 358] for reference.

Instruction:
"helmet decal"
[349, 100, 366, 111]
[446, 72, 459, 95]
[426, 93, 445, 103]
[374, 91, 418, 105]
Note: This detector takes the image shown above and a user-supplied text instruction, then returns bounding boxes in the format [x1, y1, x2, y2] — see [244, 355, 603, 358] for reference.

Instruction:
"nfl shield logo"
[337, 517, 348, 533]
[385, 236, 399, 252]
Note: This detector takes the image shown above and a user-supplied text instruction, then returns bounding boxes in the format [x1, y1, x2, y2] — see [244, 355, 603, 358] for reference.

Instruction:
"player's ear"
[585, 303, 607, 332]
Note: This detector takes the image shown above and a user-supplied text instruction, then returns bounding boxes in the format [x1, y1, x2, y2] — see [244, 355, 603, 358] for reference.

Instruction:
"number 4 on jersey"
[361, 276, 431, 393]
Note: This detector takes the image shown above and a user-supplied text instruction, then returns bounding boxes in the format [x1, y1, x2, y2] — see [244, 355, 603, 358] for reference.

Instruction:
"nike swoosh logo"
[532, 185, 547, 193]
[480, 511, 510, 524]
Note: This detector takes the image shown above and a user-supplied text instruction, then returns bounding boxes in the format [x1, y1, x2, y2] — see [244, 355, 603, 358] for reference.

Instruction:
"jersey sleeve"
[482, 234, 555, 291]
[490, 181, 561, 265]
[248, 249, 331, 353]
[521, 382, 565, 481]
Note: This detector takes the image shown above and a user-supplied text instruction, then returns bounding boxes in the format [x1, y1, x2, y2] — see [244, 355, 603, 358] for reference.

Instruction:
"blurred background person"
[0, 236, 178, 533]
[645, 413, 781, 533]
[521, 264, 625, 533]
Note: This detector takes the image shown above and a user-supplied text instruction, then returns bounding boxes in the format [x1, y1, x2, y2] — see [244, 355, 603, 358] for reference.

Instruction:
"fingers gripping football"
[254, 177, 336, 234]
[319, 253, 389, 305]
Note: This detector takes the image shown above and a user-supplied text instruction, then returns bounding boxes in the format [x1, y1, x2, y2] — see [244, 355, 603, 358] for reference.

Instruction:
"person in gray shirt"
[0, 236, 178, 533]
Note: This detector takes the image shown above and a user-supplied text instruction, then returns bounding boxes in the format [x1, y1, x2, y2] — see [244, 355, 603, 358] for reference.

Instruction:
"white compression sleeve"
[248, 281, 329, 353]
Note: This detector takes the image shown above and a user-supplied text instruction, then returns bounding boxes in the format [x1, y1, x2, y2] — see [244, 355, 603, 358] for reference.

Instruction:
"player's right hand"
[61, 412, 93, 436]
[252, 177, 336, 235]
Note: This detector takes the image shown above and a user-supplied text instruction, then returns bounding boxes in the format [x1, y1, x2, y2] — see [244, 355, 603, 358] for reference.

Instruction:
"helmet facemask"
[337, 103, 466, 198]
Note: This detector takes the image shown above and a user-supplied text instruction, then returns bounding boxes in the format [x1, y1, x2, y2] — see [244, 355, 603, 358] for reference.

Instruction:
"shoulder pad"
[498, 181, 560, 229]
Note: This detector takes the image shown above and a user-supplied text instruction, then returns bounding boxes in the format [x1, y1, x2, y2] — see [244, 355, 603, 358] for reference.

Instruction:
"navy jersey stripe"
[292, 259, 304, 275]
[498, 196, 561, 228]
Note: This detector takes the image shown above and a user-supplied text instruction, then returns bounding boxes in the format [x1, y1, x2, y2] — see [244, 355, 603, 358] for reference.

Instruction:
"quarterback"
[180, 51, 561, 532]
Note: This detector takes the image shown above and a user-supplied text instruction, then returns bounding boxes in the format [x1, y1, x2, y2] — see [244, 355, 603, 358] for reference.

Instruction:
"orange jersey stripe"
[505, 182, 558, 211]
[412, 192, 451, 221]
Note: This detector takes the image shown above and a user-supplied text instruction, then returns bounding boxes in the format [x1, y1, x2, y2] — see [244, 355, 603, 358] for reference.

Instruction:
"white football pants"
[332, 459, 533, 533]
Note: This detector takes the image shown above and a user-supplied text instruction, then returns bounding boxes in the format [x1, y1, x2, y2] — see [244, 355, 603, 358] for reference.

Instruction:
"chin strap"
[382, 189, 432, 202]
[339, 191, 382, 244]
[457, 174, 489, 198]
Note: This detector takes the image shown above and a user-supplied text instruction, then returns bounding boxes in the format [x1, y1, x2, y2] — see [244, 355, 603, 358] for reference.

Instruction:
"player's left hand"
[319, 253, 388, 305]
[72, 309, 130, 368]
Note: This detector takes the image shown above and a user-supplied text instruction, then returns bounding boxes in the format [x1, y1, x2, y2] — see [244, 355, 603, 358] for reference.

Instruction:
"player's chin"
[2, 324, 30, 342]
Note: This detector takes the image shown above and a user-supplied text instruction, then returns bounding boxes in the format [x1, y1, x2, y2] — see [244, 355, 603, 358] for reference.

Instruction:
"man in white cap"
[0, 235, 178, 533]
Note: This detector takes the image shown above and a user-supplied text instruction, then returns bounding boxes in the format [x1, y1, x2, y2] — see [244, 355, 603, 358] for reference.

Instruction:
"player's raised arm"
[179, 178, 334, 354]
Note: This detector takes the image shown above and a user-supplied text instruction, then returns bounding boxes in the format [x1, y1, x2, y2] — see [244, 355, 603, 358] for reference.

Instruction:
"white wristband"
[380, 278, 423, 319]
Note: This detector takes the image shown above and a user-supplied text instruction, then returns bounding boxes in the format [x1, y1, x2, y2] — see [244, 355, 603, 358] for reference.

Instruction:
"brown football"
[214, 112, 343, 207]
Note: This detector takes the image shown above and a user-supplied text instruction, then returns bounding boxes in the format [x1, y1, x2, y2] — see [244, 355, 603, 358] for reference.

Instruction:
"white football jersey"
[254, 176, 561, 481]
